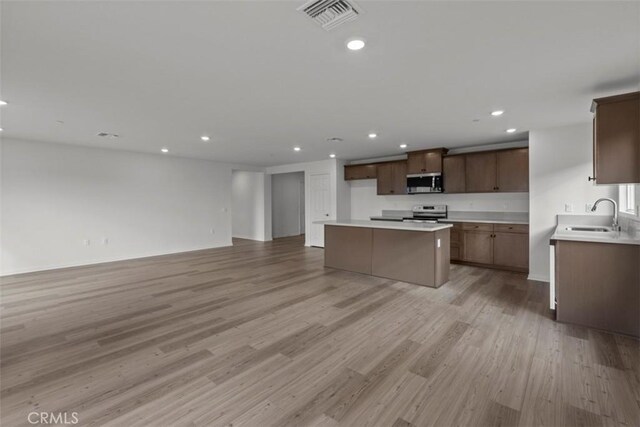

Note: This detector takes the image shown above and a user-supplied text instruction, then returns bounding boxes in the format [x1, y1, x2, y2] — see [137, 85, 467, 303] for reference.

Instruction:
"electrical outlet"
[586, 203, 594, 212]
[102, 238, 109, 245]
[83, 239, 91, 246]
[564, 203, 573, 213]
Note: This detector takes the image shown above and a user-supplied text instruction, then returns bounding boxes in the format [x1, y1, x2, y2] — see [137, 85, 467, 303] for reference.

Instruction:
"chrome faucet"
[591, 198, 620, 231]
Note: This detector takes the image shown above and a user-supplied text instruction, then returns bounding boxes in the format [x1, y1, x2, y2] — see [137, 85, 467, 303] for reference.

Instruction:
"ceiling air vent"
[298, 0, 362, 31]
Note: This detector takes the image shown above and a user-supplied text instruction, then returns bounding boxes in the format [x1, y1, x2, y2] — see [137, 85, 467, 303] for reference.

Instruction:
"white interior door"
[309, 173, 332, 247]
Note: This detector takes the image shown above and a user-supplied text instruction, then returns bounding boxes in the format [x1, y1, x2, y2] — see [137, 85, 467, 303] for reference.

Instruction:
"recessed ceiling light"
[161, 148, 169, 153]
[294, 146, 301, 152]
[400, 144, 408, 149]
[200, 136, 210, 141]
[346, 39, 365, 51]
[0, 100, 7, 106]
[491, 110, 504, 116]
[329, 153, 336, 158]
[506, 128, 517, 133]
[368, 133, 377, 139]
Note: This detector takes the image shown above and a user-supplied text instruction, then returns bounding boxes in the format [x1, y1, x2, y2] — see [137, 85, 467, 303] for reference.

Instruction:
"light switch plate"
[564, 203, 573, 213]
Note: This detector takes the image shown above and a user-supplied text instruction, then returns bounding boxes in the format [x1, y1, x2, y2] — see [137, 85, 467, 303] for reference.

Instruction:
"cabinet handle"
[588, 176, 596, 181]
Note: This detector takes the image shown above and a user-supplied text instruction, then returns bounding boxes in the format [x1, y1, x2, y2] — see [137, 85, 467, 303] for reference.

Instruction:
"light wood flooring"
[1, 236, 638, 426]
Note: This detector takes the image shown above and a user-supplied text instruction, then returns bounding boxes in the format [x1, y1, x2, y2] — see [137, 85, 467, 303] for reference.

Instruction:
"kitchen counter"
[316, 219, 452, 232]
[369, 210, 529, 225]
[550, 214, 640, 245]
[441, 211, 529, 225]
[550, 226, 640, 245]
[319, 220, 451, 288]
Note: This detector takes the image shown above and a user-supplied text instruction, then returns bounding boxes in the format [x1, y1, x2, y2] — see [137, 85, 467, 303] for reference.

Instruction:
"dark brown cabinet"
[497, 148, 529, 192]
[344, 164, 377, 180]
[555, 240, 640, 337]
[464, 148, 529, 193]
[407, 148, 447, 175]
[442, 155, 466, 193]
[591, 92, 640, 184]
[462, 230, 494, 264]
[493, 231, 528, 270]
[454, 222, 529, 272]
[376, 161, 407, 195]
[465, 152, 497, 192]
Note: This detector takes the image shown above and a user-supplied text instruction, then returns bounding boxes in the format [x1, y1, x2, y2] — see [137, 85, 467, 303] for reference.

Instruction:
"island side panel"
[324, 225, 373, 275]
[434, 228, 451, 287]
[371, 228, 436, 287]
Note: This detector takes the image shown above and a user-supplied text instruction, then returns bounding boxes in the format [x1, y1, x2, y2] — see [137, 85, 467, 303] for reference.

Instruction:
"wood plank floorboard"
[1, 235, 638, 426]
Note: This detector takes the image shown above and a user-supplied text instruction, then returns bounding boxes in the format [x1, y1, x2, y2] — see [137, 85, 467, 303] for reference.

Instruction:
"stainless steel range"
[402, 205, 448, 223]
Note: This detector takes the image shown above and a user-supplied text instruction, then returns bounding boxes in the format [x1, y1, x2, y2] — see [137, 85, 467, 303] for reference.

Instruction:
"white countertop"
[369, 210, 529, 225]
[443, 211, 529, 225]
[316, 219, 453, 232]
[551, 225, 640, 246]
[440, 218, 529, 225]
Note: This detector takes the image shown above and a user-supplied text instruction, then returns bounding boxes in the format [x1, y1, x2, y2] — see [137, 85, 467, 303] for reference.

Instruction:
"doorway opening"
[271, 172, 305, 242]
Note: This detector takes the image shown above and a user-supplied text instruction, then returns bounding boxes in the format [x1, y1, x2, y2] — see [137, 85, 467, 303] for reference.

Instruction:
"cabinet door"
[497, 148, 529, 192]
[465, 152, 497, 192]
[493, 232, 528, 269]
[462, 230, 493, 264]
[376, 163, 394, 195]
[391, 161, 407, 195]
[424, 151, 443, 174]
[407, 152, 426, 174]
[345, 164, 378, 180]
[594, 95, 640, 184]
[443, 156, 466, 193]
[450, 226, 462, 261]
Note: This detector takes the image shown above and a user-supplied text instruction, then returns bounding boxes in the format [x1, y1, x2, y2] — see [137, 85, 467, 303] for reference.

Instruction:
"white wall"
[529, 122, 617, 282]
[350, 183, 529, 219]
[231, 170, 270, 241]
[1, 139, 236, 275]
[272, 172, 304, 238]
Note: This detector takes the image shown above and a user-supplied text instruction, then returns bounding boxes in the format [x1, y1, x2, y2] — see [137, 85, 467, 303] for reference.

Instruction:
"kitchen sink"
[565, 226, 611, 232]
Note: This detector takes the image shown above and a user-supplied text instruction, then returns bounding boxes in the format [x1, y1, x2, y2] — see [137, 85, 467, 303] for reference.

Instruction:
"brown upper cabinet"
[465, 152, 497, 192]
[591, 91, 640, 184]
[463, 148, 529, 193]
[407, 148, 448, 175]
[442, 155, 466, 193]
[497, 148, 529, 192]
[377, 161, 407, 195]
[344, 163, 378, 180]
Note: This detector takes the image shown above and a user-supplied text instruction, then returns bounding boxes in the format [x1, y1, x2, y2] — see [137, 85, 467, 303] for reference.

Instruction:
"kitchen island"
[317, 220, 452, 288]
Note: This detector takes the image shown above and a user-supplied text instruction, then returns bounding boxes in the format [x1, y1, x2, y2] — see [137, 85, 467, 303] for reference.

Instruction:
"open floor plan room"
[2, 237, 638, 426]
[1, 1, 639, 426]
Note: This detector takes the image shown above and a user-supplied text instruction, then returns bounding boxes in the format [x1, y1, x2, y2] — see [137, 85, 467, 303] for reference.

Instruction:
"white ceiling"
[1, 1, 639, 166]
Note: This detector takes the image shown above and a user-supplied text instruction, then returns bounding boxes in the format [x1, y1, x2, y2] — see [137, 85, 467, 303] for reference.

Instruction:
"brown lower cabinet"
[554, 239, 640, 337]
[449, 222, 529, 272]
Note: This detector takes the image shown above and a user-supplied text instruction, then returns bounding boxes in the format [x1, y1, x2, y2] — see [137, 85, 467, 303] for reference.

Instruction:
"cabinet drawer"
[494, 224, 528, 234]
[462, 223, 494, 232]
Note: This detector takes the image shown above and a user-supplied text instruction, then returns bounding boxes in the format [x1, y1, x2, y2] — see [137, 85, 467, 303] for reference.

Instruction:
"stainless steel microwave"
[406, 173, 443, 194]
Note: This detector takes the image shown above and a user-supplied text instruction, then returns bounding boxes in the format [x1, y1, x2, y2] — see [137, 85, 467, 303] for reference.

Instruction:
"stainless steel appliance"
[402, 205, 448, 223]
[406, 173, 443, 194]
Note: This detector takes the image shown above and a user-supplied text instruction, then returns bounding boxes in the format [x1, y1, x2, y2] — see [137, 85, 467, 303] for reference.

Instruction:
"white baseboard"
[1, 241, 234, 277]
[527, 274, 550, 283]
